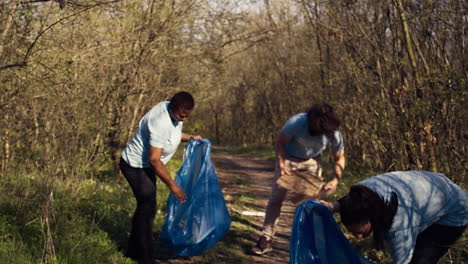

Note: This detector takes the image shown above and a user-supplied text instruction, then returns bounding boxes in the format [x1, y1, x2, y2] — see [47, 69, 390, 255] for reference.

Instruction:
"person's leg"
[260, 157, 322, 238]
[252, 162, 287, 255]
[261, 163, 288, 240]
[409, 224, 466, 264]
[120, 158, 157, 264]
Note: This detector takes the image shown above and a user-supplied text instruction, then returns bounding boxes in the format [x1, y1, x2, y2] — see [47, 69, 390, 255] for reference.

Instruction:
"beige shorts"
[276, 157, 333, 205]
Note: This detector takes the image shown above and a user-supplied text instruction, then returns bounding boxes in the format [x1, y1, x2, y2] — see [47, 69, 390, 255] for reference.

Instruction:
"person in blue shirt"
[252, 103, 346, 255]
[318, 170, 468, 264]
[120, 91, 202, 264]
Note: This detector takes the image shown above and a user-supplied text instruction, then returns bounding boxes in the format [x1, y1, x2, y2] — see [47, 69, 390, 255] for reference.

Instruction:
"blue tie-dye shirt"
[357, 171, 468, 264]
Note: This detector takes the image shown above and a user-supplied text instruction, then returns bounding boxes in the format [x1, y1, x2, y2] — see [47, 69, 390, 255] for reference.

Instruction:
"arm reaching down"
[275, 132, 292, 176]
[323, 149, 345, 192]
[149, 146, 187, 202]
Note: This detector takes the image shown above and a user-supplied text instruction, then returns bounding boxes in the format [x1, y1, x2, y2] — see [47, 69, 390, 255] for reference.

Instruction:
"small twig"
[25, 217, 40, 226]
[0, 234, 13, 239]
[0, 62, 27, 71]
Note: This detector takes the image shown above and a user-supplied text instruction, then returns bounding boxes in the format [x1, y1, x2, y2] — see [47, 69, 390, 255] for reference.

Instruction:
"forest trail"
[157, 149, 296, 264]
[212, 151, 295, 264]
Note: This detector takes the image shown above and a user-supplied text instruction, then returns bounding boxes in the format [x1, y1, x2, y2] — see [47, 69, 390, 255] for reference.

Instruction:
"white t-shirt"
[122, 101, 183, 167]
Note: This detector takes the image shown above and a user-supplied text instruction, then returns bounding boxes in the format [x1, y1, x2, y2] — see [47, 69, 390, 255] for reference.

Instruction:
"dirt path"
[211, 151, 295, 264]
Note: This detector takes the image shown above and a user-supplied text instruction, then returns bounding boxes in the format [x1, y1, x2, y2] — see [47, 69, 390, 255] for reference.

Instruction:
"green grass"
[212, 145, 276, 161]
[0, 172, 134, 264]
[0, 143, 250, 264]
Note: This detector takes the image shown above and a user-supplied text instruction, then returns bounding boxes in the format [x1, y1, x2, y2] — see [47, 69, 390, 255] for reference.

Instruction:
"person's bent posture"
[252, 103, 345, 255]
[318, 170, 468, 264]
[120, 91, 202, 264]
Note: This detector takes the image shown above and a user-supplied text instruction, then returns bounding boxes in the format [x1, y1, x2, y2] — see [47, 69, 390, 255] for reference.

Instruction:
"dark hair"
[169, 91, 194, 112]
[306, 103, 341, 138]
[338, 185, 398, 249]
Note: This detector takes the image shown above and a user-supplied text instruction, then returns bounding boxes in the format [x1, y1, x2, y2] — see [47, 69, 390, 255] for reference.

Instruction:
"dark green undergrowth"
[0, 145, 251, 264]
[0, 154, 179, 263]
[0, 146, 466, 264]
[0, 169, 134, 264]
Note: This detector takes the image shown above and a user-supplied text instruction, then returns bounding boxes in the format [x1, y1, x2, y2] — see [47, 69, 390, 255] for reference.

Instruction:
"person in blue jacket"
[318, 170, 468, 264]
[120, 91, 202, 264]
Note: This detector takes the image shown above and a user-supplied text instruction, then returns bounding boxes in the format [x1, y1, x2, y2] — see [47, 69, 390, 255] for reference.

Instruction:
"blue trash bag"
[160, 139, 231, 256]
[290, 200, 374, 264]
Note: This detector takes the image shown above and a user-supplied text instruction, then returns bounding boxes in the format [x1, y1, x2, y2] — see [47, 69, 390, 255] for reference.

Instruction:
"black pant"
[120, 158, 157, 264]
[410, 223, 466, 264]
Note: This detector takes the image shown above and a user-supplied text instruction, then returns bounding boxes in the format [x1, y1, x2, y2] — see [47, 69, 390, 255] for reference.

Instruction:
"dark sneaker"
[251, 235, 273, 255]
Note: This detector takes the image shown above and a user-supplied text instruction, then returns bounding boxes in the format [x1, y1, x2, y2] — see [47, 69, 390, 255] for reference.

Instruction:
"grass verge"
[0, 145, 466, 264]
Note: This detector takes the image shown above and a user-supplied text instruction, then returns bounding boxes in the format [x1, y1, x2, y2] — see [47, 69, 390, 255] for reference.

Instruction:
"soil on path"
[212, 151, 296, 264]
[156, 149, 297, 264]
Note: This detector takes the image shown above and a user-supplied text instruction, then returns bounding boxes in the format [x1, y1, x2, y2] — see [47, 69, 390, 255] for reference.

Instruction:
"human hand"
[316, 200, 334, 212]
[189, 135, 203, 141]
[169, 184, 187, 202]
[278, 161, 291, 176]
[323, 178, 339, 192]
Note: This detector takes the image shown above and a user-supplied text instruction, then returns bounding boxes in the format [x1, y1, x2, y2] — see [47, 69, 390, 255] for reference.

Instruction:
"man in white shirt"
[120, 91, 202, 264]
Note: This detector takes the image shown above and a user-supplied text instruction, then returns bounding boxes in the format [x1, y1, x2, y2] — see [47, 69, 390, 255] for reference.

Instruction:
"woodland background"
[0, 0, 466, 263]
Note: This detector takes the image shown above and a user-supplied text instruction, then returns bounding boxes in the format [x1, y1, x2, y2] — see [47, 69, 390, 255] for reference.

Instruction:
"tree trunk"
[394, 0, 422, 97]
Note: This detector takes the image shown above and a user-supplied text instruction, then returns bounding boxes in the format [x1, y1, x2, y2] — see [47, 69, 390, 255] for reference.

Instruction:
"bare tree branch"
[0, 1, 119, 71]
[0, 62, 27, 71]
